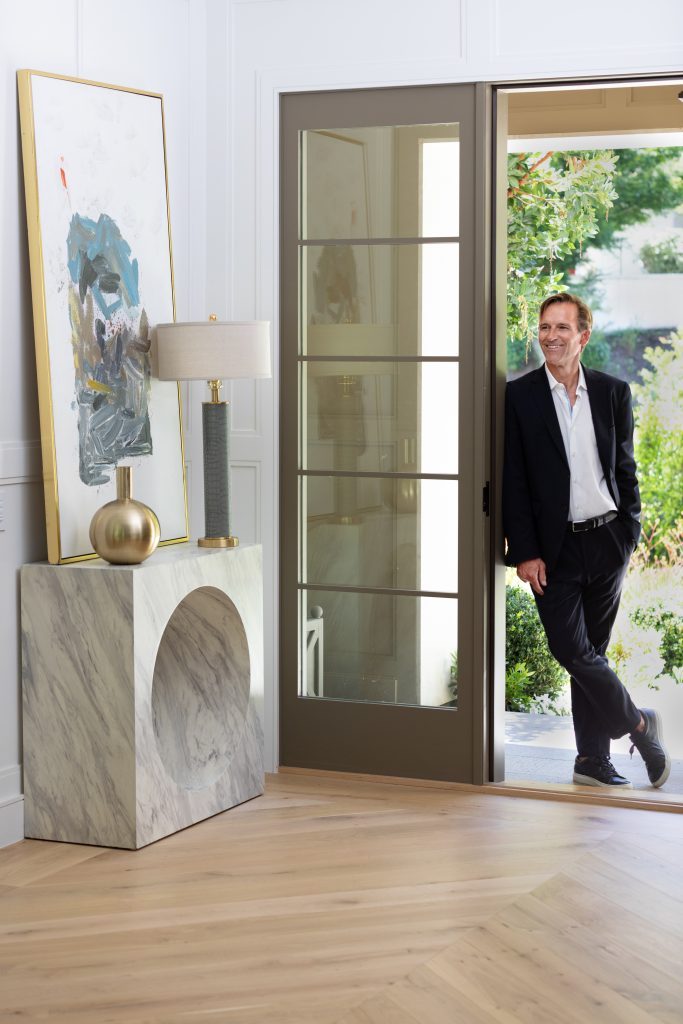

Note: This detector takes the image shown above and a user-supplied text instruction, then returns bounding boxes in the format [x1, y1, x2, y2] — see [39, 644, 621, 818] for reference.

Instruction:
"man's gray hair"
[539, 292, 593, 334]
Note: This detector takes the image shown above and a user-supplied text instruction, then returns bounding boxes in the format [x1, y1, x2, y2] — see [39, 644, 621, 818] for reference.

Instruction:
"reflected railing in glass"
[300, 589, 458, 709]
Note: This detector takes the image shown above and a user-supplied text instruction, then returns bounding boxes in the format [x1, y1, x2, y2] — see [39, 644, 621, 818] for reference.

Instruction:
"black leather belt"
[568, 510, 618, 533]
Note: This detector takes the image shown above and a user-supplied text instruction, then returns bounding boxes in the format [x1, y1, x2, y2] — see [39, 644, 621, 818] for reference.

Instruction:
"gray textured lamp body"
[202, 382, 236, 547]
[155, 319, 271, 548]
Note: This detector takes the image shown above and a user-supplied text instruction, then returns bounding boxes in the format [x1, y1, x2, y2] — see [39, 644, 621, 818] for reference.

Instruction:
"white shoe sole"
[573, 771, 633, 789]
[640, 709, 671, 788]
[652, 762, 671, 788]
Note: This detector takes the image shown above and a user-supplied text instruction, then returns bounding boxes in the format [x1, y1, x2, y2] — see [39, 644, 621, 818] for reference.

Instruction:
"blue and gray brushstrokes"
[67, 213, 153, 486]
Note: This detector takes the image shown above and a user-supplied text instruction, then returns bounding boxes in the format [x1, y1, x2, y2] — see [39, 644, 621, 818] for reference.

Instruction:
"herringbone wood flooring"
[0, 772, 680, 1022]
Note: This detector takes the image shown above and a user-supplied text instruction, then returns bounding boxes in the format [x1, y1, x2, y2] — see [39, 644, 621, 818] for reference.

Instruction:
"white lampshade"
[155, 320, 271, 380]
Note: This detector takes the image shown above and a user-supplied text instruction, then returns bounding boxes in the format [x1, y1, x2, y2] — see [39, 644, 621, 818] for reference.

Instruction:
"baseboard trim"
[0, 796, 25, 849]
[276, 766, 683, 814]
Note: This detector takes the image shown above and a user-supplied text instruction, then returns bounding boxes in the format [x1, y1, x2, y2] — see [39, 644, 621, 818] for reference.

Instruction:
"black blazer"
[503, 365, 641, 571]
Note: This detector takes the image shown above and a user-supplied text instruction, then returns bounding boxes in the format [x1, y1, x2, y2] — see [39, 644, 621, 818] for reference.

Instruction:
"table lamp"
[155, 317, 271, 547]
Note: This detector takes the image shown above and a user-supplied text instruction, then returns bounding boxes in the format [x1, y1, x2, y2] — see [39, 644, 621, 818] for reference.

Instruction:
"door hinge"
[482, 481, 490, 516]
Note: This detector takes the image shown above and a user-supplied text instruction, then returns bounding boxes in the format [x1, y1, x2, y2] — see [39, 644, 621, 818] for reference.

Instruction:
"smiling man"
[503, 292, 670, 789]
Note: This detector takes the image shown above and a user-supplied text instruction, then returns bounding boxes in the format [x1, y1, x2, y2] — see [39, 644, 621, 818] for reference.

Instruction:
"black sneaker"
[629, 708, 671, 788]
[573, 756, 633, 789]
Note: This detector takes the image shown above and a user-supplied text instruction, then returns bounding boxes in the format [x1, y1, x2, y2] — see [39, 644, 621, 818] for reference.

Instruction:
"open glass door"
[280, 85, 490, 781]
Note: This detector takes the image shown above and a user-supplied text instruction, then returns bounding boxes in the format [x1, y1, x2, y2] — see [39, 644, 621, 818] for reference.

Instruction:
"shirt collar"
[545, 362, 587, 393]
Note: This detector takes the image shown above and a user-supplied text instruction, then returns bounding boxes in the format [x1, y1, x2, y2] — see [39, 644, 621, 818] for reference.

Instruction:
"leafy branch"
[507, 150, 618, 351]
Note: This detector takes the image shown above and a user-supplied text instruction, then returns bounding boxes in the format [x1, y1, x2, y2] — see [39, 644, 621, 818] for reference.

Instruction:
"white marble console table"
[21, 544, 264, 849]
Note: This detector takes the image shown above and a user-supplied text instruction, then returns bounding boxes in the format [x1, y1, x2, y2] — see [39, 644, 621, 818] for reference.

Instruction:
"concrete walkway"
[505, 711, 683, 794]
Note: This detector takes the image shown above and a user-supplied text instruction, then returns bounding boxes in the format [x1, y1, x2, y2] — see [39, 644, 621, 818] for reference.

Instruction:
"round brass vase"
[89, 467, 161, 565]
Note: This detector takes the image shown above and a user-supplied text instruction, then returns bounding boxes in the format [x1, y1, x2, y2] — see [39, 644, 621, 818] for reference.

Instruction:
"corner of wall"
[0, 766, 24, 848]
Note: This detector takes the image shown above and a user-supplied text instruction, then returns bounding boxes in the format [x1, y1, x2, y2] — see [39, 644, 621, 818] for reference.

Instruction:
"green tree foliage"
[570, 148, 683, 262]
[631, 333, 683, 565]
[505, 585, 566, 712]
[507, 147, 683, 362]
[507, 150, 618, 348]
[631, 605, 683, 684]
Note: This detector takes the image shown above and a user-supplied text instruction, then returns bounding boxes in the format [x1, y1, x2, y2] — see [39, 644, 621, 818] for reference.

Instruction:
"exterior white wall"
[582, 211, 683, 331]
[217, 0, 683, 776]
[0, 0, 207, 846]
[2, 0, 682, 846]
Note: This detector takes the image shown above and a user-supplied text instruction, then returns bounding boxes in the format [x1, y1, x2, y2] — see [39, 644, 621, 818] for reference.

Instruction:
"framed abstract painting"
[17, 70, 188, 563]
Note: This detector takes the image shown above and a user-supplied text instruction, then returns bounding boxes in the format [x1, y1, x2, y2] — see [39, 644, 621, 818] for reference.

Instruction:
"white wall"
[2, 0, 682, 846]
[0, 0, 207, 846]
[216, 0, 683, 776]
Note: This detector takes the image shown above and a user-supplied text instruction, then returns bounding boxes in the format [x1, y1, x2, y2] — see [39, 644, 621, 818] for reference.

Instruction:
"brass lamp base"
[198, 536, 239, 548]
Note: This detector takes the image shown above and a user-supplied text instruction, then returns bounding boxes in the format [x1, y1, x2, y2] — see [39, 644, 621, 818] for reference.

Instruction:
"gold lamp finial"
[207, 316, 221, 403]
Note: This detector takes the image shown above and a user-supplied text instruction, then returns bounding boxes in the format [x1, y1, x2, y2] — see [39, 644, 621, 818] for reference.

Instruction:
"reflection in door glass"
[304, 477, 458, 593]
[299, 121, 460, 710]
[303, 124, 460, 240]
[300, 590, 458, 708]
[301, 244, 459, 355]
[303, 361, 458, 475]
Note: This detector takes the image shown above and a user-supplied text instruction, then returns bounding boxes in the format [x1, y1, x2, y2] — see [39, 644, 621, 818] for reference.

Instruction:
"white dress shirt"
[545, 363, 617, 523]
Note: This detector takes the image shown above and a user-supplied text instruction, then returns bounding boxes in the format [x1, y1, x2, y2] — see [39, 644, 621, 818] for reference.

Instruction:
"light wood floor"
[0, 772, 681, 1023]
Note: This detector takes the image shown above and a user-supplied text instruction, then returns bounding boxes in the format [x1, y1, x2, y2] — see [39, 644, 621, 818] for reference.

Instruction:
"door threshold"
[485, 778, 682, 813]
[277, 766, 682, 813]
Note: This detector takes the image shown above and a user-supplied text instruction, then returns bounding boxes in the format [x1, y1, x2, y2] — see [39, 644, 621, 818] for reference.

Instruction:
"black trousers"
[533, 518, 641, 758]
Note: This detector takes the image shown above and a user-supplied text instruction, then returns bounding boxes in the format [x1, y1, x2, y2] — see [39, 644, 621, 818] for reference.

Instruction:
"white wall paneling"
[0, 764, 23, 806]
[494, 0, 683, 61]
[0, 0, 207, 846]
[231, 378, 262, 435]
[231, 463, 260, 546]
[0, 443, 41, 486]
[0, 0, 79, 847]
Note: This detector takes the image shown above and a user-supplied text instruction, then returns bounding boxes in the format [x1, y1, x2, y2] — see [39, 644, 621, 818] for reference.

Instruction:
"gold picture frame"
[18, 69, 188, 563]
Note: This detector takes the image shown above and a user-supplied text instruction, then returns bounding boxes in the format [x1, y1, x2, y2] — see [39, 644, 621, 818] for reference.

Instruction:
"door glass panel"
[301, 244, 459, 356]
[421, 139, 460, 236]
[300, 589, 458, 709]
[302, 125, 460, 240]
[420, 245, 460, 356]
[304, 477, 458, 593]
[303, 361, 458, 475]
[297, 112, 461, 717]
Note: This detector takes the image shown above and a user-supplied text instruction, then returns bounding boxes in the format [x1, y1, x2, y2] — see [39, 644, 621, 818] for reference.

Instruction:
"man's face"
[538, 301, 590, 374]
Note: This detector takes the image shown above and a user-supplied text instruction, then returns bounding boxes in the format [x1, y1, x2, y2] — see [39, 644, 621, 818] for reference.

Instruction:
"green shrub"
[505, 584, 567, 712]
[505, 662, 537, 713]
[631, 605, 683, 684]
[632, 334, 683, 565]
[639, 237, 683, 274]
[580, 330, 611, 371]
[449, 652, 458, 705]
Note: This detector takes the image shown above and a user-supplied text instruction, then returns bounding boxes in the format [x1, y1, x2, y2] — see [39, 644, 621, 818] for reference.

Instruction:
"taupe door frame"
[280, 83, 495, 784]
